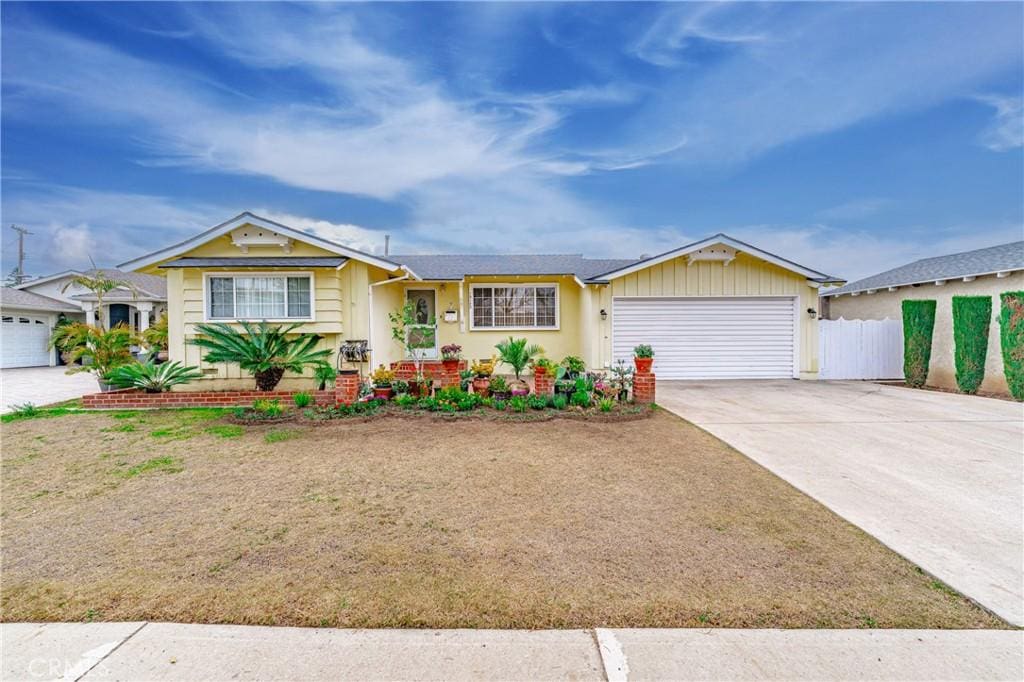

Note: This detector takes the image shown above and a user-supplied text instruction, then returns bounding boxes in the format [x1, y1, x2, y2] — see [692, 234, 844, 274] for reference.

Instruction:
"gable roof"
[586, 233, 843, 283]
[116, 212, 403, 274]
[159, 257, 347, 268]
[0, 287, 80, 313]
[13, 270, 86, 290]
[822, 240, 1024, 297]
[389, 254, 639, 281]
[17, 269, 167, 300]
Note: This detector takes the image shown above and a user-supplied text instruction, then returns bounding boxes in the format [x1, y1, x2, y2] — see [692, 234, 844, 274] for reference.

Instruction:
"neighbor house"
[116, 212, 843, 390]
[1, 269, 167, 369]
[822, 241, 1024, 394]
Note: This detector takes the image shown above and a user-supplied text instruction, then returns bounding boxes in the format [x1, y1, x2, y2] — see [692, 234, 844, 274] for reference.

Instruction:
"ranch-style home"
[117, 212, 843, 390]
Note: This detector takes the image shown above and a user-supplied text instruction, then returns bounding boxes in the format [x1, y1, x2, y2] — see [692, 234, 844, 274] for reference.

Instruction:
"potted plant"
[489, 374, 511, 400]
[141, 312, 169, 362]
[441, 343, 462, 372]
[553, 355, 586, 397]
[370, 365, 395, 400]
[54, 322, 137, 390]
[192, 321, 332, 391]
[459, 369, 473, 392]
[392, 379, 410, 396]
[495, 336, 542, 395]
[531, 357, 555, 377]
[633, 344, 654, 373]
[470, 356, 495, 396]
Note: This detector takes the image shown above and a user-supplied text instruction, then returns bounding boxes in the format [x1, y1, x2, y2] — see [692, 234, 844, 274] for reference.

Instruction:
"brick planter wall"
[633, 368, 656, 404]
[335, 370, 360, 406]
[82, 388, 336, 410]
[534, 369, 553, 396]
[391, 360, 467, 390]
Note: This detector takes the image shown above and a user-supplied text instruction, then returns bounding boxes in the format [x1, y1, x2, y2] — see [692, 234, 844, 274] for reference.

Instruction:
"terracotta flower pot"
[509, 379, 530, 396]
[442, 358, 460, 373]
[634, 357, 654, 374]
[472, 377, 490, 397]
[533, 366, 548, 377]
[372, 386, 394, 400]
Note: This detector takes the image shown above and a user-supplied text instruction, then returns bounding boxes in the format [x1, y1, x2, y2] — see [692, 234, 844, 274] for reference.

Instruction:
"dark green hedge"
[999, 291, 1024, 401]
[902, 299, 937, 388]
[952, 296, 992, 394]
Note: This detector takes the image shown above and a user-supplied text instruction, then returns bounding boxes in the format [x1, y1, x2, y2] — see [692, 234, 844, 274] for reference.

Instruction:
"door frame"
[403, 287, 439, 360]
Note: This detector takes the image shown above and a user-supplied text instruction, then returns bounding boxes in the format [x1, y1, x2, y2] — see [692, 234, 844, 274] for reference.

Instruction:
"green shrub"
[570, 389, 591, 408]
[952, 296, 992, 394]
[902, 300, 937, 388]
[999, 291, 1024, 401]
[492, 399, 507, 411]
[252, 399, 284, 418]
[509, 396, 528, 413]
[527, 395, 548, 410]
[599, 397, 615, 412]
[633, 344, 654, 358]
[293, 392, 313, 408]
[551, 395, 567, 410]
[395, 394, 417, 408]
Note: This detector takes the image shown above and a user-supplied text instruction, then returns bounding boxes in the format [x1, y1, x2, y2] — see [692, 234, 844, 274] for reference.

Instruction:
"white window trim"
[469, 282, 560, 331]
[202, 271, 316, 323]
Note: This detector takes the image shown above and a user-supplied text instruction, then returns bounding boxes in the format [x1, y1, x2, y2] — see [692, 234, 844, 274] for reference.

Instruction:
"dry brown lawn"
[0, 408, 1004, 629]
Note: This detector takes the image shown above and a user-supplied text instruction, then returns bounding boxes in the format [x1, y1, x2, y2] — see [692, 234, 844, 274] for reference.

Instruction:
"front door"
[108, 304, 131, 329]
[405, 289, 437, 359]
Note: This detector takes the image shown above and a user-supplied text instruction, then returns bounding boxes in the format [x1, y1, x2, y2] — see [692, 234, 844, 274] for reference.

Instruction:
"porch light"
[600, 309, 608, 321]
[807, 307, 817, 319]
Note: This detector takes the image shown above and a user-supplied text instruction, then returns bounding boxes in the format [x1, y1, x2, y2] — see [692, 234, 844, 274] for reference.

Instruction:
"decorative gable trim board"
[160, 257, 347, 268]
[117, 212, 401, 273]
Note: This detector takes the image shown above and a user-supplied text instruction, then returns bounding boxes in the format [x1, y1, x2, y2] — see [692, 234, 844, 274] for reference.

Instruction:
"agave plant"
[108, 360, 203, 393]
[495, 337, 543, 380]
[191, 321, 332, 391]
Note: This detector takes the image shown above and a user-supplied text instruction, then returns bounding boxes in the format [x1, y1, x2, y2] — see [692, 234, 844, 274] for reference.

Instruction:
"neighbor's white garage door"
[1, 314, 52, 368]
[612, 297, 797, 379]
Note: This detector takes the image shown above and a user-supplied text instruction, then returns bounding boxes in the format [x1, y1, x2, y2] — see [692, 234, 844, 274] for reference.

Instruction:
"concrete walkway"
[1, 622, 1021, 681]
[0, 367, 98, 413]
[657, 380, 1024, 626]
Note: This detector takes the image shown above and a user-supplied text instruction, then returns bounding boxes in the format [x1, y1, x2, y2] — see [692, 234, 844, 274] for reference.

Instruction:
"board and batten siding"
[594, 252, 821, 378]
[155, 236, 395, 390]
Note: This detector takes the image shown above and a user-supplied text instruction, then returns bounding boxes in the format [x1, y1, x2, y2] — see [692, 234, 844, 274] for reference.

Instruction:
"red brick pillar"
[335, 369, 360, 405]
[440, 361, 461, 390]
[633, 369, 656, 404]
[533, 368, 553, 396]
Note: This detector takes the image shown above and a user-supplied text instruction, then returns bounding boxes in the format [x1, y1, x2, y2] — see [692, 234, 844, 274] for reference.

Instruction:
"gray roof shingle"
[391, 254, 640, 281]
[0, 288, 80, 312]
[823, 241, 1024, 297]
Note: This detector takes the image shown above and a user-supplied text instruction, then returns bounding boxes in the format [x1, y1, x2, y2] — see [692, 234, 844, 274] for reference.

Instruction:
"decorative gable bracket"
[229, 226, 293, 254]
[686, 245, 736, 267]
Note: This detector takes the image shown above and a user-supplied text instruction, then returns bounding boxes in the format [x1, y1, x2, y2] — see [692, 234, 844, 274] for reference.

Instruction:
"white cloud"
[976, 94, 1024, 152]
[49, 224, 98, 270]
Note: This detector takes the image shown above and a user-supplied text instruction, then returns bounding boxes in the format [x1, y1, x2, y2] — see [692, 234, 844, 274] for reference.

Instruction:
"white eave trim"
[590, 233, 833, 282]
[13, 270, 86, 290]
[116, 212, 403, 274]
[821, 267, 1022, 297]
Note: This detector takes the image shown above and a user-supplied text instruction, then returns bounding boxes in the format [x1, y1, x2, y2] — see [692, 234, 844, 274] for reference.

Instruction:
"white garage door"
[1, 315, 52, 368]
[612, 297, 797, 379]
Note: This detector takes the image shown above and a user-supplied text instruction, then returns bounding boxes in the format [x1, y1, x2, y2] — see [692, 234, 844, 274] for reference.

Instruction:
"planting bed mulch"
[0, 407, 1005, 630]
[297, 401, 655, 425]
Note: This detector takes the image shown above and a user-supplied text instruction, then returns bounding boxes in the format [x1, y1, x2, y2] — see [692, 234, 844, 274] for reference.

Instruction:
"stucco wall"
[826, 272, 1024, 394]
[601, 253, 822, 378]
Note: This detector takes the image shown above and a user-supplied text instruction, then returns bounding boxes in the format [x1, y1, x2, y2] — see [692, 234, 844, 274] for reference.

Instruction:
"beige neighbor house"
[822, 241, 1024, 394]
[117, 212, 843, 391]
[0, 269, 167, 369]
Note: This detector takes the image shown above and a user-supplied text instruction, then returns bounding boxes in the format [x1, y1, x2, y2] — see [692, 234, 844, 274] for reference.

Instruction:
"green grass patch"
[148, 427, 192, 440]
[264, 428, 299, 443]
[1, 407, 77, 424]
[101, 423, 136, 433]
[115, 456, 183, 479]
[928, 579, 962, 599]
[110, 411, 140, 420]
[206, 424, 244, 439]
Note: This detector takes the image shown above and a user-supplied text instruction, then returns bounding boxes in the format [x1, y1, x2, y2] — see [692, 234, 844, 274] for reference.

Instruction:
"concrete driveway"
[0, 367, 99, 413]
[657, 380, 1024, 626]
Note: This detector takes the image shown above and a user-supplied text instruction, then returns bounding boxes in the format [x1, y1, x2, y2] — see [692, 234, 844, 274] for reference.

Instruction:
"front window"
[471, 285, 558, 329]
[208, 275, 313, 320]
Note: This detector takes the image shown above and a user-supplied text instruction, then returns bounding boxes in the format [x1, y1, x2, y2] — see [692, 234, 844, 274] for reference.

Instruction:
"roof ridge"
[911, 240, 1024, 265]
[392, 253, 586, 257]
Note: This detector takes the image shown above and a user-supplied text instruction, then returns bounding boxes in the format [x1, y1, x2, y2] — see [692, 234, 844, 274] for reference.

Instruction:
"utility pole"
[10, 225, 32, 285]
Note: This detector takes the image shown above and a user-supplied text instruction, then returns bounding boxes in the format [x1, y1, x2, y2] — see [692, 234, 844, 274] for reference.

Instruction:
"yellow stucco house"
[119, 212, 843, 389]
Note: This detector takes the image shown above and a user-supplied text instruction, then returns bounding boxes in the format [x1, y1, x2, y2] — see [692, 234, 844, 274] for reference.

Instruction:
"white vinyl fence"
[819, 318, 904, 380]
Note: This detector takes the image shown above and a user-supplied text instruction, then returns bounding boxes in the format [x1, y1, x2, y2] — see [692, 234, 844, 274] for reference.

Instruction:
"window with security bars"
[471, 285, 557, 329]
[208, 275, 312, 320]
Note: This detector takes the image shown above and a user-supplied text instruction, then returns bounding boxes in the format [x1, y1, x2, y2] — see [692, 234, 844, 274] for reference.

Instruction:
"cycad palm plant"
[191, 321, 332, 391]
[108, 360, 203, 393]
[495, 336, 543, 380]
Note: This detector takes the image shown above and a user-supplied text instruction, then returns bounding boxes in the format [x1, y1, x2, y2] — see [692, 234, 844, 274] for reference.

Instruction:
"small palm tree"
[61, 263, 138, 328]
[51, 322, 137, 382]
[191, 321, 332, 391]
[495, 337, 543, 381]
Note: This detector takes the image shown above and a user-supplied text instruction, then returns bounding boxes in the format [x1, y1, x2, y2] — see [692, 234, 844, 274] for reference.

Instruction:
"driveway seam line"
[74, 621, 149, 681]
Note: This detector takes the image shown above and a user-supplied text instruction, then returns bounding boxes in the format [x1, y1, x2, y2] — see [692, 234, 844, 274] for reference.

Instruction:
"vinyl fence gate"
[819, 318, 904, 380]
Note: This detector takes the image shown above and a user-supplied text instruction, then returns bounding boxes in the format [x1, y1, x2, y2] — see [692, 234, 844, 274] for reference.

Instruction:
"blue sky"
[2, 1, 1022, 281]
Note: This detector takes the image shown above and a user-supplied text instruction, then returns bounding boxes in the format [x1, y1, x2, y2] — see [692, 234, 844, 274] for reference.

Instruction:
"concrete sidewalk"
[2, 622, 1021, 681]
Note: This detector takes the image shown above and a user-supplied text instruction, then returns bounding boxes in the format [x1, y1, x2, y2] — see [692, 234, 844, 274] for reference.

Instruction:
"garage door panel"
[1, 316, 53, 368]
[612, 296, 796, 380]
